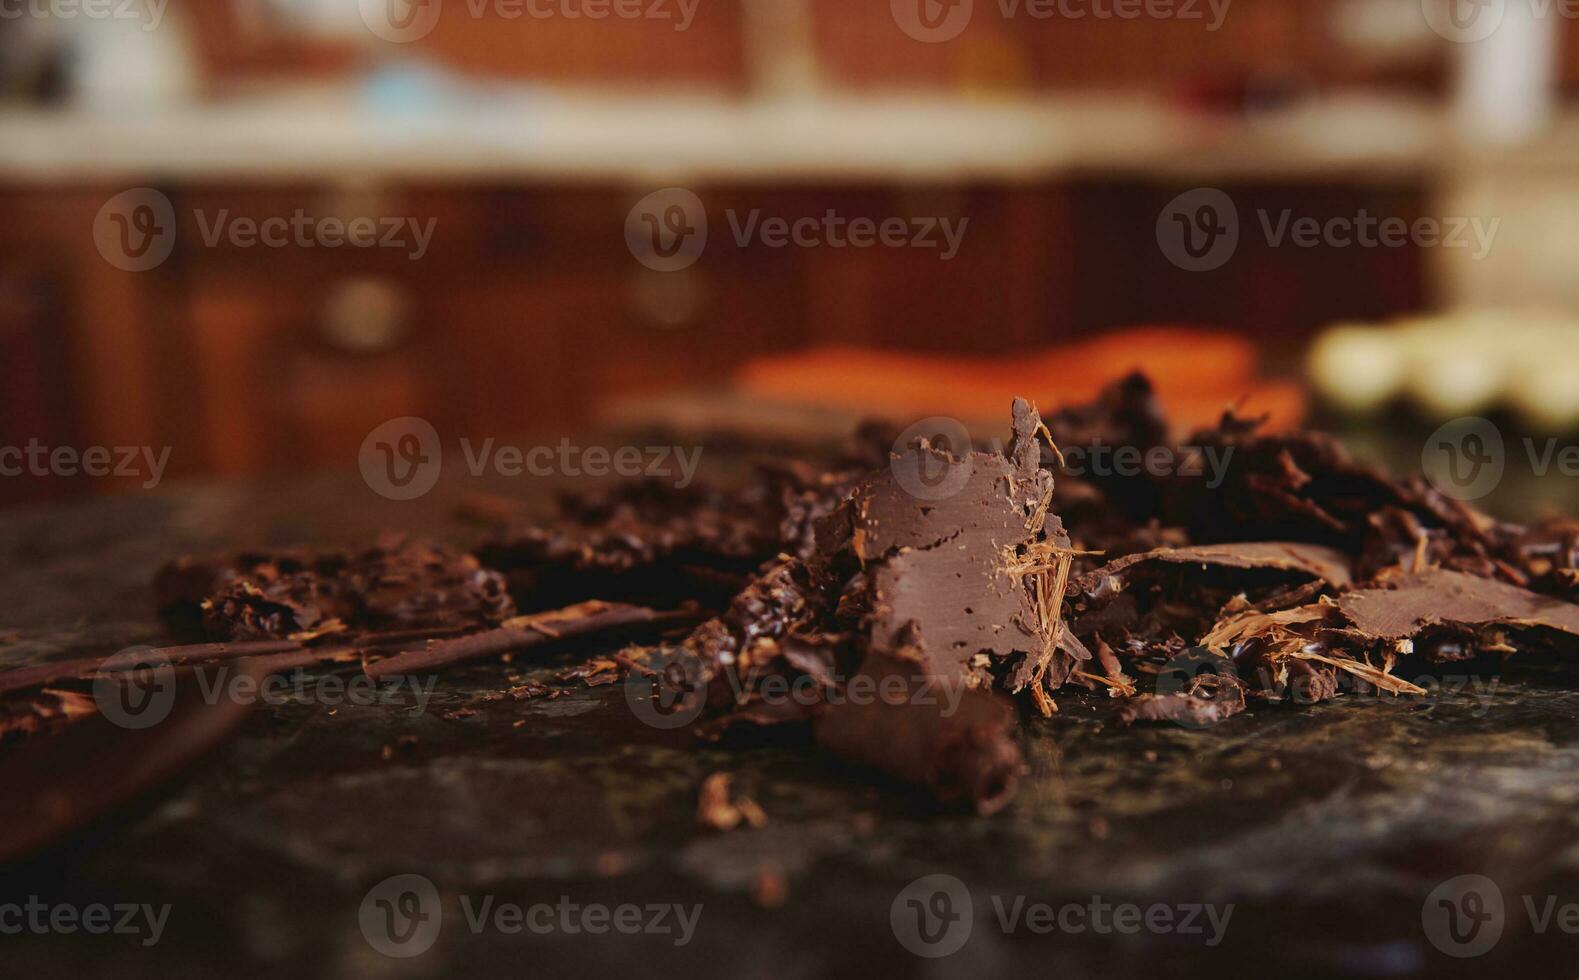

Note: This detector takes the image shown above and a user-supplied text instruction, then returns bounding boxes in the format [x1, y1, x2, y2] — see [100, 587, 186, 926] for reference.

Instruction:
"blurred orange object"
[736, 326, 1304, 435]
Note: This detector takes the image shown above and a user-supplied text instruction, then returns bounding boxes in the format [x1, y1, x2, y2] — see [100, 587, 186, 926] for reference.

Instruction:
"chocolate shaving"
[1084, 542, 1353, 590]
[366, 601, 701, 679]
[1338, 569, 1579, 641]
[0, 640, 303, 697]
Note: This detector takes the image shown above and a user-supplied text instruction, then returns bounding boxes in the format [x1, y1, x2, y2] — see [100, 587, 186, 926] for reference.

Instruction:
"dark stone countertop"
[3, 472, 1578, 979]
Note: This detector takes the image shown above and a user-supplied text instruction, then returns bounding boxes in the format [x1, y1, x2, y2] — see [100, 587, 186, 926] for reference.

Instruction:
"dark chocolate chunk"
[1119, 675, 1246, 728]
[854, 448, 1052, 675]
[812, 650, 1022, 816]
[162, 535, 515, 642]
[366, 601, 701, 679]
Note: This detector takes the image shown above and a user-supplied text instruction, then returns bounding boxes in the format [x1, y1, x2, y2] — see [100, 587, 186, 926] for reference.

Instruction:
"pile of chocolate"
[599, 378, 1579, 813]
[16, 375, 1579, 818]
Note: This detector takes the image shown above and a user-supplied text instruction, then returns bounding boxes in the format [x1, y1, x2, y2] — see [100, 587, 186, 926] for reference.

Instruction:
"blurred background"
[2, 0, 1578, 514]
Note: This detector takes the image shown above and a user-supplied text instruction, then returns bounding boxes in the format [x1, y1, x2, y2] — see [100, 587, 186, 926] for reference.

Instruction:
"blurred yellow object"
[1308, 310, 1579, 430]
[1306, 324, 1407, 414]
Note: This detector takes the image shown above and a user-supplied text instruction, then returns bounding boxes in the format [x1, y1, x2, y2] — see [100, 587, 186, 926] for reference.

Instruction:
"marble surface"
[1, 469, 1577, 977]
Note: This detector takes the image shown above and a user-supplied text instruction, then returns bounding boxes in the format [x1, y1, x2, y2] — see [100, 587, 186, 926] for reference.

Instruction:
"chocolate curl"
[0, 659, 262, 862]
[0, 624, 490, 699]
[0, 640, 304, 697]
[366, 601, 701, 679]
[812, 653, 1022, 816]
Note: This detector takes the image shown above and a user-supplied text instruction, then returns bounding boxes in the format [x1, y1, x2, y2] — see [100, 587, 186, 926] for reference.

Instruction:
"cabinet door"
[783, 185, 1070, 352]
[0, 186, 167, 503]
[0, 261, 79, 505]
[1070, 180, 1426, 353]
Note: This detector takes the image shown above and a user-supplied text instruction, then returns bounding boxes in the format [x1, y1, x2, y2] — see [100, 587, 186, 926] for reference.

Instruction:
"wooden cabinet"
[0, 176, 1429, 501]
[1068, 179, 1427, 353]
